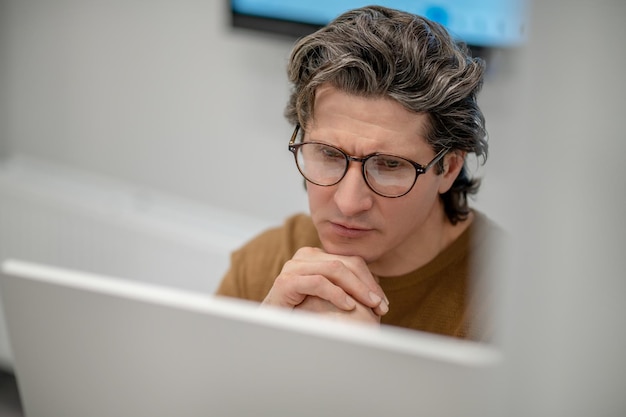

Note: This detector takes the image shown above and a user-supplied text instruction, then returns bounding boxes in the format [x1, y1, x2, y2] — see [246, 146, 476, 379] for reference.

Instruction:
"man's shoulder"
[283, 213, 318, 236]
[237, 213, 320, 255]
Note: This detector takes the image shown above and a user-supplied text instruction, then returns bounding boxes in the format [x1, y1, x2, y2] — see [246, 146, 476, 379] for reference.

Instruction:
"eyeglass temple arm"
[288, 125, 301, 145]
[423, 147, 450, 171]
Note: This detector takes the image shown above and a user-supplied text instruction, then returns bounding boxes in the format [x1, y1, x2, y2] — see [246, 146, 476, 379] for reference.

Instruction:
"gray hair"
[285, 5, 488, 224]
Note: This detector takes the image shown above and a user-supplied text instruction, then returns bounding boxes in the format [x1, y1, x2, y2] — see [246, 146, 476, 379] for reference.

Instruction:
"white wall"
[0, 0, 522, 228]
[0, 0, 308, 224]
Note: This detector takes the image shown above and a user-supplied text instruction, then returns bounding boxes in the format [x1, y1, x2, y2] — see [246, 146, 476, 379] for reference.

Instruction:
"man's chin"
[320, 240, 378, 263]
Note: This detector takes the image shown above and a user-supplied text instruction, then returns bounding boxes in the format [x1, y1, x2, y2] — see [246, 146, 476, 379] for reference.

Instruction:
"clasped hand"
[262, 247, 389, 325]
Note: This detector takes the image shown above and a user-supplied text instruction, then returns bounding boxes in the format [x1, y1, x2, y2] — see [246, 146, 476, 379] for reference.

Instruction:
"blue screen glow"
[232, 0, 528, 47]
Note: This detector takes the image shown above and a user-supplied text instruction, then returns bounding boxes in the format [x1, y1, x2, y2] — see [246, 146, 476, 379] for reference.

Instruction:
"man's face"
[305, 85, 457, 276]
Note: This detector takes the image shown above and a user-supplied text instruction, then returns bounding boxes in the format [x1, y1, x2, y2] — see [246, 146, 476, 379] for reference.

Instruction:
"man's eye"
[374, 157, 404, 170]
[383, 159, 401, 168]
[320, 146, 344, 159]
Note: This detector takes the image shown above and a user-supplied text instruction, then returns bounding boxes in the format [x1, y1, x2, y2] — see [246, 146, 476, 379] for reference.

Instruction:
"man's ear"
[438, 150, 466, 194]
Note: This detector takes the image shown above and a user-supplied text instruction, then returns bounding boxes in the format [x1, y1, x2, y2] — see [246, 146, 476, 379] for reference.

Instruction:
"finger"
[283, 257, 381, 310]
[372, 298, 389, 316]
[339, 256, 387, 302]
[294, 247, 385, 294]
[294, 274, 358, 311]
[264, 273, 357, 311]
[291, 249, 388, 311]
[296, 296, 381, 326]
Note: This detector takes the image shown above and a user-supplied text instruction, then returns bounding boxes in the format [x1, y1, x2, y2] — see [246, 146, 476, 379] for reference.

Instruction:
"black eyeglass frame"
[288, 125, 450, 198]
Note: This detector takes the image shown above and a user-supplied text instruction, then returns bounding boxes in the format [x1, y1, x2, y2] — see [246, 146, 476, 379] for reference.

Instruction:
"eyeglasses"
[288, 125, 449, 198]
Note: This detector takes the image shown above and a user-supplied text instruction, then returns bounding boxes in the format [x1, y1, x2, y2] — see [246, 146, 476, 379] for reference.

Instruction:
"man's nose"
[332, 162, 374, 216]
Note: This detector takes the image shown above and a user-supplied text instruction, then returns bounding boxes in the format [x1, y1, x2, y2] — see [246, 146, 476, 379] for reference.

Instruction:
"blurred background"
[0, 0, 524, 368]
[1, 0, 625, 416]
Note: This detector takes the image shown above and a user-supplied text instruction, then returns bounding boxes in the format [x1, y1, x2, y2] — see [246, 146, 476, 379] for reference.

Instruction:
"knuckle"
[274, 273, 290, 286]
[279, 258, 303, 277]
[294, 246, 317, 258]
[308, 274, 326, 288]
[274, 268, 298, 287]
[326, 259, 345, 273]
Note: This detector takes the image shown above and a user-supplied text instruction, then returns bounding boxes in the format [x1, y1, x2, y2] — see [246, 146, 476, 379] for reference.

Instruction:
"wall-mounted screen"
[231, 0, 527, 48]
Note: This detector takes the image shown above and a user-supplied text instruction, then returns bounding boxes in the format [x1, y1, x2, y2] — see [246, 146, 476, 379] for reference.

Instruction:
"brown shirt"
[216, 211, 503, 342]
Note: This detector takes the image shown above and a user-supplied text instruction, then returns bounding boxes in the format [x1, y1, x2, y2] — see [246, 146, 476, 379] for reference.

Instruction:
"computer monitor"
[1, 259, 501, 417]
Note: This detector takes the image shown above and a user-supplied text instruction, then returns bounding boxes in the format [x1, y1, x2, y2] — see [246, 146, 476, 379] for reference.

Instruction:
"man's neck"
[369, 208, 474, 278]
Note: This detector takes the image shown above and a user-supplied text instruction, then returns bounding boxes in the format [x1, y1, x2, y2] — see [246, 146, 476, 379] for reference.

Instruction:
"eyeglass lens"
[295, 142, 417, 197]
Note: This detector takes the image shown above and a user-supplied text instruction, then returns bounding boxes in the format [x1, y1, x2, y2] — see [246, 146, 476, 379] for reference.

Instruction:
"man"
[217, 6, 502, 342]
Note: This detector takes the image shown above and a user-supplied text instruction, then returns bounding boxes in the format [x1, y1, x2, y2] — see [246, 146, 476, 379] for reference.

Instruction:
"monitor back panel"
[1, 259, 501, 417]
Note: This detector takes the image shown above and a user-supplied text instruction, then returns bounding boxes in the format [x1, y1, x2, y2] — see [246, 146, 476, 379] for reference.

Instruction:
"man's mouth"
[329, 221, 373, 238]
